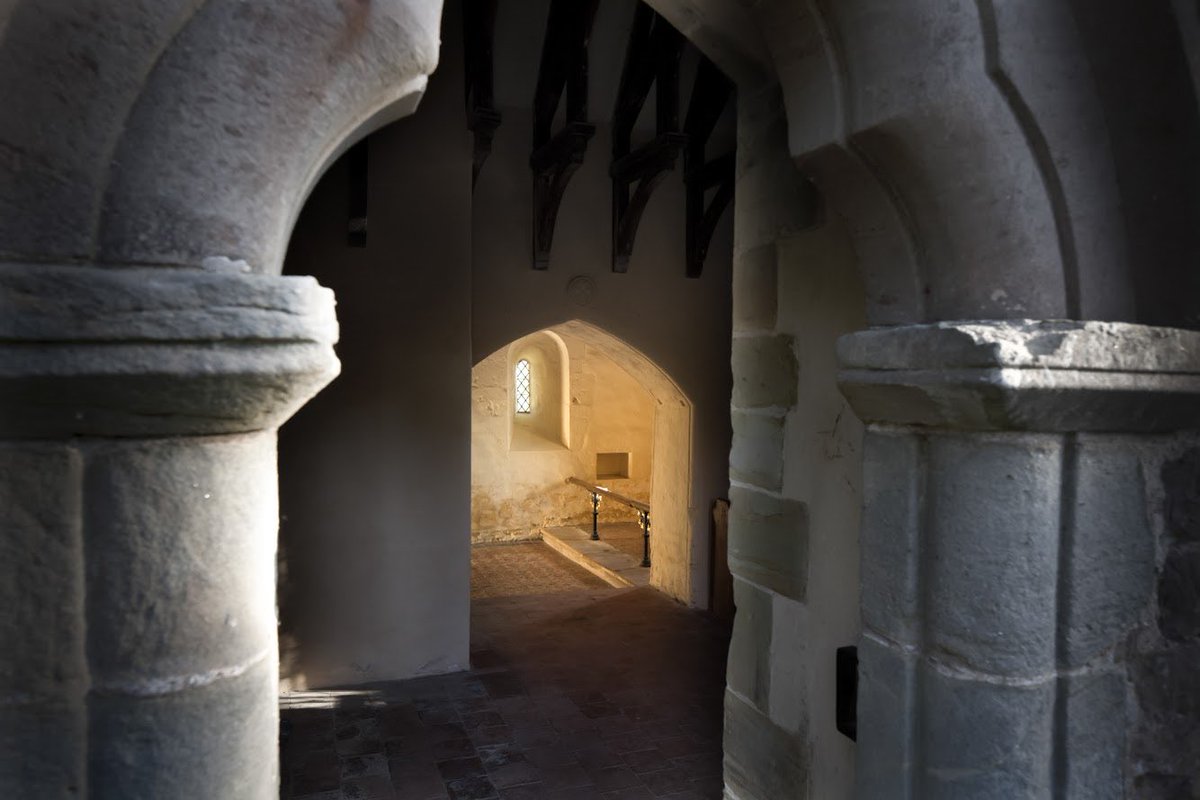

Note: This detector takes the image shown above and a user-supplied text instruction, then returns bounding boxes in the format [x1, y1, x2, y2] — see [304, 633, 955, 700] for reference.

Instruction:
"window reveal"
[515, 359, 532, 414]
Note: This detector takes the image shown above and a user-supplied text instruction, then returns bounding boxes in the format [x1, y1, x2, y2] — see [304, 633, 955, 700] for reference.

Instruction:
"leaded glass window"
[515, 359, 532, 414]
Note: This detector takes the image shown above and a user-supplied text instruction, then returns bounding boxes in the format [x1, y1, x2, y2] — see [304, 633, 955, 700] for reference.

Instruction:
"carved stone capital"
[837, 320, 1200, 432]
[0, 263, 339, 438]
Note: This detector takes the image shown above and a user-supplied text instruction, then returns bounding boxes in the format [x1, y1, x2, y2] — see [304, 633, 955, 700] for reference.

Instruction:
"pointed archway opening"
[470, 320, 695, 601]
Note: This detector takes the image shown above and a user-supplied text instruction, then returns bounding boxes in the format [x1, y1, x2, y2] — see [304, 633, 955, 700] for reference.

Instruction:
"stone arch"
[473, 320, 697, 604]
[0, 3, 445, 797]
[549, 320, 695, 603]
[0, 0, 441, 272]
[5, 2, 1200, 799]
[683, 1, 1200, 798]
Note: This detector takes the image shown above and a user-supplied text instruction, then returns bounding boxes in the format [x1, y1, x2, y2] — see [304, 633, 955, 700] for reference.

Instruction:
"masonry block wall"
[1131, 440, 1200, 795]
[840, 324, 1200, 798]
[723, 86, 867, 799]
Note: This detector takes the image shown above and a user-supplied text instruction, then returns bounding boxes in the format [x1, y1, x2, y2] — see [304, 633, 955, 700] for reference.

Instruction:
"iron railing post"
[639, 510, 651, 567]
[591, 491, 601, 540]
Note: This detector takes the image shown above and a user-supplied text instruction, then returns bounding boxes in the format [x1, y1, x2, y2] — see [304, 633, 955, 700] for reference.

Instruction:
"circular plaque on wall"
[566, 275, 597, 307]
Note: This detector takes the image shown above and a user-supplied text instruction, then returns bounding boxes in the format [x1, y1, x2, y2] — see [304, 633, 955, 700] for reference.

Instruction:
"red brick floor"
[280, 547, 730, 799]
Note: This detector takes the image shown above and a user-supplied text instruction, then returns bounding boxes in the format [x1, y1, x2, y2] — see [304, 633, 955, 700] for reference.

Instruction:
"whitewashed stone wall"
[471, 332, 655, 541]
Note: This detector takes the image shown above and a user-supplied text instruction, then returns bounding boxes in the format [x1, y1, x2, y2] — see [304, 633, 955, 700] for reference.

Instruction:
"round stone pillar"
[837, 320, 1200, 799]
[0, 263, 338, 799]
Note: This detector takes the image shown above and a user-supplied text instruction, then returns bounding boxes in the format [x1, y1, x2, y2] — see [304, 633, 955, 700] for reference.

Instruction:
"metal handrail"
[566, 477, 650, 512]
[566, 477, 651, 567]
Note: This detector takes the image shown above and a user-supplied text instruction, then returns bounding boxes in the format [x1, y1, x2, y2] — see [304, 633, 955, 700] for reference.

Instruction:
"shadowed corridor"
[280, 544, 731, 799]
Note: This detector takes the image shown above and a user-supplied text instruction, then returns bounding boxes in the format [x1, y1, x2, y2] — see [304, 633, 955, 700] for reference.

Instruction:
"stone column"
[0, 263, 338, 799]
[838, 320, 1200, 799]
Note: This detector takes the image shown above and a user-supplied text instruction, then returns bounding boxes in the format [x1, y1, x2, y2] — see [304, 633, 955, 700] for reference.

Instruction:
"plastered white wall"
[275, 9, 472, 687]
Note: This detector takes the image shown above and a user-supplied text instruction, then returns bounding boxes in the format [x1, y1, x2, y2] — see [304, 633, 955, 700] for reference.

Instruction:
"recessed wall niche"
[509, 330, 569, 451]
[596, 451, 631, 479]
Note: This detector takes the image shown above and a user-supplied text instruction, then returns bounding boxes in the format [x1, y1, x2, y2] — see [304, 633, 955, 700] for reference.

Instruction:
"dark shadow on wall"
[276, 1, 474, 689]
[1067, 0, 1200, 330]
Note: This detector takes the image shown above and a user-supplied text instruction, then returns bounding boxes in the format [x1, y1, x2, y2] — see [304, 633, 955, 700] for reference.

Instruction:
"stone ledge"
[0, 263, 337, 344]
[542, 527, 650, 589]
[0, 264, 339, 437]
[837, 321, 1200, 432]
[838, 320, 1200, 373]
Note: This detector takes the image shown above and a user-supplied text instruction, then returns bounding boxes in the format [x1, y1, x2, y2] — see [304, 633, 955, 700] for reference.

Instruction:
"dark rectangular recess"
[836, 645, 858, 742]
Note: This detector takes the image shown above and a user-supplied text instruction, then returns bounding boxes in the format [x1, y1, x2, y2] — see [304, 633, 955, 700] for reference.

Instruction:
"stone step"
[542, 526, 650, 589]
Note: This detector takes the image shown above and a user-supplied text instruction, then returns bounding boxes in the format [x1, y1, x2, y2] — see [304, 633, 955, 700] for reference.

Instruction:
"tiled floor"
[280, 545, 730, 799]
[469, 542, 610, 599]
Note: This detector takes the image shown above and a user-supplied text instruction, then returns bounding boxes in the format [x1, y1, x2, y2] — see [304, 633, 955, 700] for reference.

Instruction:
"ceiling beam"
[530, 0, 600, 269]
[683, 56, 735, 277]
[611, 3, 687, 272]
[464, 0, 502, 188]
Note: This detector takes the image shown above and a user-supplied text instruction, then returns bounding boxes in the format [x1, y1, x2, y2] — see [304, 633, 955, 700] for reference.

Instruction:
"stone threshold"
[542, 526, 651, 588]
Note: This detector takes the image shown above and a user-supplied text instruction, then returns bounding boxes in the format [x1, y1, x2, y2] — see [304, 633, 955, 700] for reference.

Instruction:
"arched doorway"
[471, 321, 696, 601]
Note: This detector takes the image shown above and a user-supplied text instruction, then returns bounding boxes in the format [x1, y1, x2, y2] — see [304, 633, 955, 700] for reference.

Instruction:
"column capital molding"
[837, 320, 1200, 432]
[0, 263, 339, 437]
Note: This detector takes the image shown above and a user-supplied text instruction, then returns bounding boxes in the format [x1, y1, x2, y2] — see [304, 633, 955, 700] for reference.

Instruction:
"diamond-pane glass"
[515, 359, 532, 414]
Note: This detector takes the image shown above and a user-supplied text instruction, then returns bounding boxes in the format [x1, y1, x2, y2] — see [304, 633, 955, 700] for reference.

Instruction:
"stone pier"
[840, 320, 1200, 799]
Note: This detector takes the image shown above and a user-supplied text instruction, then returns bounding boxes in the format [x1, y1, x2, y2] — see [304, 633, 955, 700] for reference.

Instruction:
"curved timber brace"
[683, 57, 734, 278]
[530, 0, 599, 269]
[464, 0, 501, 188]
[611, 4, 686, 272]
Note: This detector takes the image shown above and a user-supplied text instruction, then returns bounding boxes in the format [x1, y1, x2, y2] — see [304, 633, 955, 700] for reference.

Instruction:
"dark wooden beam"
[683, 56, 735, 277]
[530, 0, 599, 269]
[611, 4, 686, 272]
[347, 137, 369, 248]
[464, 0, 501, 187]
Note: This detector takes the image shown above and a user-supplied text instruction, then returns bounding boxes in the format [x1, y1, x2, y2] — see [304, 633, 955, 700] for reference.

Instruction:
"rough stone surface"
[1061, 670, 1127, 800]
[855, 635, 916, 800]
[1066, 436, 1156, 666]
[0, 264, 338, 343]
[0, 444, 85, 799]
[0, 1, 439, 273]
[729, 411, 785, 491]
[727, 486, 807, 601]
[1129, 642, 1200, 792]
[1158, 543, 1200, 642]
[1131, 774, 1197, 800]
[925, 433, 1062, 677]
[723, 690, 806, 800]
[89, 660, 278, 800]
[83, 434, 278, 687]
[838, 322, 1200, 433]
[840, 367, 1200, 433]
[859, 430, 921, 646]
[726, 578, 772, 711]
[839, 320, 1200, 373]
[0, 704, 86, 800]
[0, 443, 85, 702]
[0, 265, 340, 438]
[918, 665, 1055, 800]
[731, 335, 798, 410]
[1163, 447, 1200, 541]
